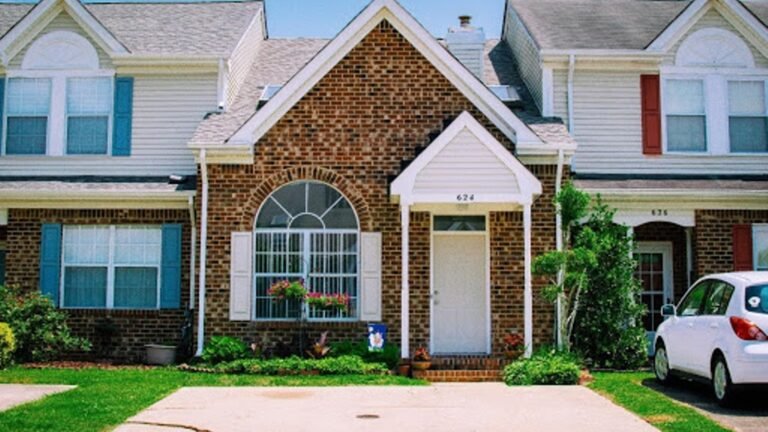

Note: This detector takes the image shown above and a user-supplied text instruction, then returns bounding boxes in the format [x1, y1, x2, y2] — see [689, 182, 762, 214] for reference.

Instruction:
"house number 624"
[457, 194, 475, 202]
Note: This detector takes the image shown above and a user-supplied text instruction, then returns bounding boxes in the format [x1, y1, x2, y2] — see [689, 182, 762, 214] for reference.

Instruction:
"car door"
[665, 281, 710, 372]
[693, 280, 735, 376]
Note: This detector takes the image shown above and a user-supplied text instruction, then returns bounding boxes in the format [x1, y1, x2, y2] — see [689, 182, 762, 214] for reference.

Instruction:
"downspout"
[188, 196, 197, 310]
[555, 149, 565, 349]
[567, 54, 575, 134]
[195, 149, 209, 357]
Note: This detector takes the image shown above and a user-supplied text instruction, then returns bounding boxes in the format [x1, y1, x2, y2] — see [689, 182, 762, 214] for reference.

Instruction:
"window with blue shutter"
[40, 223, 62, 305]
[160, 224, 182, 309]
[112, 77, 133, 157]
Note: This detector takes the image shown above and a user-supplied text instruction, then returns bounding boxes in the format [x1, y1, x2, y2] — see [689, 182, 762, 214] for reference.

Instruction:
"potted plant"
[503, 333, 525, 360]
[305, 292, 349, 313]
[267, 279, 308, 301]
[397, 360, 411, 377]
[145, 341, 177, 365]
[411, 347, 431, 370]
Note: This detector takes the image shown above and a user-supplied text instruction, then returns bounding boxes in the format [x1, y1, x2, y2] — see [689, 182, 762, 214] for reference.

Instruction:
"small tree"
[534, 184, 647, 368]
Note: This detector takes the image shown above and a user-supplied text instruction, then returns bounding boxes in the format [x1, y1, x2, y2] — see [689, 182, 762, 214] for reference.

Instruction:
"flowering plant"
[267, 279, 308, 301]
[503, 333, 524, 351]
[305, 292, 349, 312]
[413, 346, 431, 362]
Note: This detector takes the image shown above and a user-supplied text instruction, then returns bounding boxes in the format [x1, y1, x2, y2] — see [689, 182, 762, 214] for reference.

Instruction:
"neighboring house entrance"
[634, 241, 674, 350]
[431, 216, 489, 354]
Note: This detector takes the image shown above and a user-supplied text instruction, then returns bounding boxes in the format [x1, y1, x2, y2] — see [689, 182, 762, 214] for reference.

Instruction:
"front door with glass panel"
[432, 216, 488, 354]
[634, 242, 674, 352]
[253, 181, 359, 321]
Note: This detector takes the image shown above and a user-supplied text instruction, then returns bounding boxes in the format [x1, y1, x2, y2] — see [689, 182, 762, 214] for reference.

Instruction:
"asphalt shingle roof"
[0, 1, 263, 57]
[190, 37, 573, 148]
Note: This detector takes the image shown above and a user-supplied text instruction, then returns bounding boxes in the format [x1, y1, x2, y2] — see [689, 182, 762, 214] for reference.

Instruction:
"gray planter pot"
[145, 344, 177, 365]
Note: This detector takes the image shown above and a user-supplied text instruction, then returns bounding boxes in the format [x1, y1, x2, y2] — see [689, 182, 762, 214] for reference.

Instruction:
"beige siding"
[414, 129, 520, 195]
[0, 74, 217, 176]
[569, 70, 768, 175]
[9, 11, 112, 69]
[665, 8, 768, 67]
[226, 10, 265, 107]
[503, 7, 542, 111]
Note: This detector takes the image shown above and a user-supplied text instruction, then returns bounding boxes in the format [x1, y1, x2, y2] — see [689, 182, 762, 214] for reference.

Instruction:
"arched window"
[254, 181, 359, 320]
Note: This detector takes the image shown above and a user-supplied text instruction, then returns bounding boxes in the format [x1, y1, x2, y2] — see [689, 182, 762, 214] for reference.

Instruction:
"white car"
[653, 272, 768, 405]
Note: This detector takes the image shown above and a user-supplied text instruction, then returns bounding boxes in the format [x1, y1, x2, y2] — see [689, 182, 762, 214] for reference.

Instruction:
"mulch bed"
[21, 361, 157, 370]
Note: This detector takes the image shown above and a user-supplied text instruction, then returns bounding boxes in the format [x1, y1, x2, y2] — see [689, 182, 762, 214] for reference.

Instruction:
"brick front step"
[412, 369, 503, 382]
[429, 356, 511, 371]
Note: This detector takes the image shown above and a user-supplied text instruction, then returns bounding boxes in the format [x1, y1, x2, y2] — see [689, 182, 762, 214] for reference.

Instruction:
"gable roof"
[506, 0, 768, 51]
[0, 0, 263, 60]
[222, 0, 546, 153]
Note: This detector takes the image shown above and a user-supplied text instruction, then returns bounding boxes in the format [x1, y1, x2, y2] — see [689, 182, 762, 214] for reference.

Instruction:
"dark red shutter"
[641, 75, 662, 155]
[733, 224, 754, 271]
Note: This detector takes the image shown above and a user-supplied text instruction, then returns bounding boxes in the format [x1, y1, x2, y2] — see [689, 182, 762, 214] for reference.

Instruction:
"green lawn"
[589, 371, 731, 432]
[0, 367, 423, 432]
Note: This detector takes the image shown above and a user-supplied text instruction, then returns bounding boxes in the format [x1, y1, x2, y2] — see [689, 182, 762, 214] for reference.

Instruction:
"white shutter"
[229, 232, 253, 321]
[359, 232, 382, 321]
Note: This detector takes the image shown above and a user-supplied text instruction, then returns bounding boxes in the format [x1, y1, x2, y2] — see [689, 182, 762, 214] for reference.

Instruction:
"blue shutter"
[39, 223, 62, 305]
[160, 224, 182, 309]
[0, 78, 5, 143]
[112, 77, 133, 157]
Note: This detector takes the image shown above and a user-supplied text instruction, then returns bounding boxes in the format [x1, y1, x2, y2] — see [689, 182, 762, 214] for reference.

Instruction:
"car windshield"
[745, 284, 768, 315]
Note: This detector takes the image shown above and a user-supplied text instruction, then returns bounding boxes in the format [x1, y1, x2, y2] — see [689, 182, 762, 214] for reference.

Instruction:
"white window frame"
[60, 225, 162, 310]
[755, 224, 768, 271]
[661, 70, 768, 156]
[2, 70, 115, 157]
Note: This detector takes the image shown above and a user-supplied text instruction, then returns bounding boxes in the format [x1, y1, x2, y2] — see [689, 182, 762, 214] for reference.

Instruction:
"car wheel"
[712, 354, 736, 406]
[654, 342, 673, 385]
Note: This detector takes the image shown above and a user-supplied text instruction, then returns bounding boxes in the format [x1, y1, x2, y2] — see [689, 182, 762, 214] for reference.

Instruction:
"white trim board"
[224, 0, 545, 151]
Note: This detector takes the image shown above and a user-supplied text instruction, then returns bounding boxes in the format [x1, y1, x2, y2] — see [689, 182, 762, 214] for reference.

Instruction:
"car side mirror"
[661, 304, 676, 317]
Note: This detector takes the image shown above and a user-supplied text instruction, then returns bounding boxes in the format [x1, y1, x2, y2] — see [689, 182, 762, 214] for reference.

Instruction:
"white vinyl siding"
[503, 9, 542, 111]
[0, 74, 217, 175]
[567, 70, 768, 175]
[8, 12, 112, 69]
[413, 128, 520, 196]
[226, 9, 265, 107]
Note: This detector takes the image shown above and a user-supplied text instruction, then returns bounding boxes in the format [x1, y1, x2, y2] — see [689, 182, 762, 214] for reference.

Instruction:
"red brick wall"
[5, 209, 191, 362]
[634, 222, 691, 299]
[199, 21, 560, 356]
[695, 210, 768, 275]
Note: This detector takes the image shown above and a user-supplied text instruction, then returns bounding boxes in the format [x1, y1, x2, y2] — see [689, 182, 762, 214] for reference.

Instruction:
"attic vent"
[258, 84, 283, 108]
[488, 85, 521, 103]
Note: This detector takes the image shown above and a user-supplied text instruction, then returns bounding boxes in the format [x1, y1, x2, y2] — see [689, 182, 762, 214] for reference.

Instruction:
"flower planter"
[411, 360, 431, 371]
[145, 344, 177, 365]
[397, 363, 411, 377]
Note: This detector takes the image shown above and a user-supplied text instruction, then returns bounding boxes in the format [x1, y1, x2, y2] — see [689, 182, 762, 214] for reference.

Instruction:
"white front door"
[432, 224, 488, 354]
[634, 241, 674, 354]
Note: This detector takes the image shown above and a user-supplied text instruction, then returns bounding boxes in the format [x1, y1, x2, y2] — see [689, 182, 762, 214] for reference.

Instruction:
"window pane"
[63, 267, 107, 308]
[729, 117, 768, 153]
[434, 216, 486, 231]
[271, 183, 306, 216]
[745, 284, 768, 315]
[114, 226, 161, 265]
[6, 117, 47, 155]
[665, 80, 704, 114]
[67, 77, 111, 115]
[678, 282, 708, 317]
[703, 281, 734, 316]
[307, 182, 341, 216]
[256, 198, 290, 229]
[63, 226, 110, 265]
[729, 81, 765, 115]
[667, 116, 706, 152]
[322, 198, 357, 229]
[755, 227, 768, 270]
[114, 267, 158, 309]
[67, 116, 108, 154]
[7, 78, 51, 116]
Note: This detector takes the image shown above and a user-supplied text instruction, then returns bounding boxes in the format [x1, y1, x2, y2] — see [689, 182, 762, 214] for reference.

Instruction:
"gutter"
[196, 149, 209, 357]
[188, 196, 197, 310]
[555, 149, 565, 349]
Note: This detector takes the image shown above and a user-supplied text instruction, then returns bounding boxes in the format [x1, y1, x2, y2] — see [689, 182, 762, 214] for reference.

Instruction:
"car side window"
[702, 280, 735, 316]
[677, 281, 709, 317]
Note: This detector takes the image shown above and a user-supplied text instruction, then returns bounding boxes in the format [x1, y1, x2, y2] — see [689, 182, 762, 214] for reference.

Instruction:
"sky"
[264, 0, 507, 39]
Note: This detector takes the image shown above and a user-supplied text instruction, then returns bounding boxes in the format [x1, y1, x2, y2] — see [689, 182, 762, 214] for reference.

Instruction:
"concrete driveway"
[115, 384, 656, 432]
[643, 378, 768, 432]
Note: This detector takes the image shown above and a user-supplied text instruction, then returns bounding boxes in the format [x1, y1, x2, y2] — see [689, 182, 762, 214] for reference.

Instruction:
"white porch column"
[685, 227, 693, 290]
[524, 203, 533, 358]
[400, 203, 410, 359]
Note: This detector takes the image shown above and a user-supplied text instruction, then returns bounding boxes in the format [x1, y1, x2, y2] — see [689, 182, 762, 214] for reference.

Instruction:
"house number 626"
[457, 194, 475, 202]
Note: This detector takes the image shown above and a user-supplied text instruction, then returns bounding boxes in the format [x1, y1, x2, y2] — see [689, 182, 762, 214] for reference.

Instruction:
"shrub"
[0, 322, 15, 368]
[0, 285, 90, 362]
[183, 355, 389, 376]
[503, 349, 582, 386]
[330, 340, 400, 369]
[201, 336, 252, 364]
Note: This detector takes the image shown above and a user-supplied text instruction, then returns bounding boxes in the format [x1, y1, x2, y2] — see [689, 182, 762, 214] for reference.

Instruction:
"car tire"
[712, 354, 736, 407]
[654, 341, 674, 385]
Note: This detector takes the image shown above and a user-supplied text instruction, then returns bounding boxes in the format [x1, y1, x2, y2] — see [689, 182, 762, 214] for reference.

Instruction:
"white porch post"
[685, 227, 693, 290]
[400, 203, 410, 359]
[524, 203, 533, 358]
